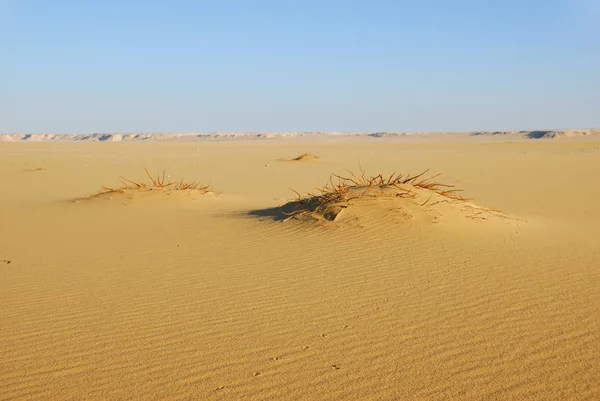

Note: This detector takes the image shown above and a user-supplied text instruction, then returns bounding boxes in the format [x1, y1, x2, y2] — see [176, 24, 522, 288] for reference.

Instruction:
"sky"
[2, 0, 599, 133]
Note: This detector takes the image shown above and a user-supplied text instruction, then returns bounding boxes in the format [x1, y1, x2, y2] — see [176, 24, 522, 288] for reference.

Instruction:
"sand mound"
[76, 168, 215, 203]
[262, 170, 512, 224]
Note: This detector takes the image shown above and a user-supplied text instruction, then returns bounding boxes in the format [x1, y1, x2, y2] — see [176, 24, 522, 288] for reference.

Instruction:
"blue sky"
[2, 0, 599, 133]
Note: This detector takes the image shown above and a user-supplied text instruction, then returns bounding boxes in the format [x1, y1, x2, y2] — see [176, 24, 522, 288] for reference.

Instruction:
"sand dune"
[1, 137, 599, 400]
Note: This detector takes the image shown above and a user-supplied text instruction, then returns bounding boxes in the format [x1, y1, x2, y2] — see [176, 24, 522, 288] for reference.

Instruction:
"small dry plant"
[284, 167, 466, 221]
[292, 153, 318, 161]
[94, 168, 213, 197]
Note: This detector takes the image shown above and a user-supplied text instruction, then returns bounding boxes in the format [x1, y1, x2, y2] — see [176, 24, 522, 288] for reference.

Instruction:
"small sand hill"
[272, 170, 514, 225]
[76, 168, 215, 203]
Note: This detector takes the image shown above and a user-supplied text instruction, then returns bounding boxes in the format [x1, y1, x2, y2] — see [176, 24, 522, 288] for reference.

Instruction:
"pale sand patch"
[1, 137, 599, 400]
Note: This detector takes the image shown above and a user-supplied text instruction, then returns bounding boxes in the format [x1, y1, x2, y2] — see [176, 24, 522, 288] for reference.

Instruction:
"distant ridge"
[1, 130, 598, 142]
[471, 129, 599, 139]
[0, 132, 314, 142]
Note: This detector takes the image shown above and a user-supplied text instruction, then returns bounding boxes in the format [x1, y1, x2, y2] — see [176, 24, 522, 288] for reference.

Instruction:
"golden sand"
[1, 136, 599, 400]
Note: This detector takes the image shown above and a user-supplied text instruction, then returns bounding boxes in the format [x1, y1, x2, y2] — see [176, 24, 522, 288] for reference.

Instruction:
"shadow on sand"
[247, 202, 298, 222]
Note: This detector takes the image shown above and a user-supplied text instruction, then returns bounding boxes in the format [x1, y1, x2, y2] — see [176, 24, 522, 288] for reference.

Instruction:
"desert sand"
[1, 133, 599, 400]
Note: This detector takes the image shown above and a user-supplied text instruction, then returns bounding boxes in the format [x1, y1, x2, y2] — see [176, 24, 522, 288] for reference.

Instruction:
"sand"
[1, 134, 599, 400]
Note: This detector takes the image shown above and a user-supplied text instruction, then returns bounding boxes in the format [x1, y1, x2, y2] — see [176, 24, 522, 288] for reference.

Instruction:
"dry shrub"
[284, 167, 466, 221]
[292, 153, 318, 161]
[95, 168, 213, 197]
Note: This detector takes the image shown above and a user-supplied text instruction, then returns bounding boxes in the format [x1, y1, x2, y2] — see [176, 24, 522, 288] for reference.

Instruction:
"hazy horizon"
[3, 0, 600, 133]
